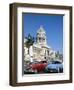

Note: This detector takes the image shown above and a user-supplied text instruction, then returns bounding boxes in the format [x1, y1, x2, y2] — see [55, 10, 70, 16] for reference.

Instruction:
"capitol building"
[24, 25, 56, 62]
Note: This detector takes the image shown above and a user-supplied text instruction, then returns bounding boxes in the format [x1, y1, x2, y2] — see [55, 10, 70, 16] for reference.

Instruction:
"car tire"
[59, 68, 63, 73]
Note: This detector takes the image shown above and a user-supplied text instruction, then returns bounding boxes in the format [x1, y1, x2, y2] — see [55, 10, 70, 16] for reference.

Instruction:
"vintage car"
[45, 60, 63, 73]
[24, 63, 35, 74]
[24, 61, 47, 74]
[30, 61, 47, 73]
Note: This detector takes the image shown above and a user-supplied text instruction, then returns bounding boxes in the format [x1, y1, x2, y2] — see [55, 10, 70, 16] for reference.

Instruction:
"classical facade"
[24, 26, 56, 62]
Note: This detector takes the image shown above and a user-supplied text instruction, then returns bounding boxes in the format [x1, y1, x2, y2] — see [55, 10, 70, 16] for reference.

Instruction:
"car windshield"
[51, 61, 61, 64]
[40, 61, 47, 63]
[32, 61, 39, 64]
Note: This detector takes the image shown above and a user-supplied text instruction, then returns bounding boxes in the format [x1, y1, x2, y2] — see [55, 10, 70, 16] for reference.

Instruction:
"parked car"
[24, 63, 36, 74]
[30, 61, 47, 73]
[45, 60, 63, 73]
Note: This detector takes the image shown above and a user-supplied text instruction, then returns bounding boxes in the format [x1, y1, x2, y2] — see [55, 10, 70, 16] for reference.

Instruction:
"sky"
[23, 13, 63, 54]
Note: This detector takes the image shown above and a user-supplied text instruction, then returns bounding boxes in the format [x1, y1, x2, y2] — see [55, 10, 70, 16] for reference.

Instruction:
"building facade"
[24, 26, 56, 62]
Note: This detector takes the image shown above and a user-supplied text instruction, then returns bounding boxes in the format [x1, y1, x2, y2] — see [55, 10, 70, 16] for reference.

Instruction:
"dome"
[37, 25, 46, 34]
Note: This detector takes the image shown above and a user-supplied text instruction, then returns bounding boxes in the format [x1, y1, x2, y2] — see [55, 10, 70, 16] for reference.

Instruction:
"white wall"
[0, 0, 74, 89]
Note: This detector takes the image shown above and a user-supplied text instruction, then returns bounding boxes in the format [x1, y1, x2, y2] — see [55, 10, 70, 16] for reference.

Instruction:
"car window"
[51, 61, 61, 64]
[33, 61, 39, 64]
[41, 61, 47, 63]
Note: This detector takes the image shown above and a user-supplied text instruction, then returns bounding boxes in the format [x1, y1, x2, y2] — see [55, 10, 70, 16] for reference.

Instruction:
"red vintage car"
[30, 61, 47, 73]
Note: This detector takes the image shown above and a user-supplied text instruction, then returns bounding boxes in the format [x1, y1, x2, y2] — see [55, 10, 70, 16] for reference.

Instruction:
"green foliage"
[25, 33, 35, 49]
[55, 51, 63, 60]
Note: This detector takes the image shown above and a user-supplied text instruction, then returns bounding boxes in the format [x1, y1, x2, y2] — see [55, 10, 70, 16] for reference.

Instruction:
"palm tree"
[25, 34, 35, 54]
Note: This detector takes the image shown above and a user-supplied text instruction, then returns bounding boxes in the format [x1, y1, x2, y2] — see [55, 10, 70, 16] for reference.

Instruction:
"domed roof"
[37, 25, 46, 34]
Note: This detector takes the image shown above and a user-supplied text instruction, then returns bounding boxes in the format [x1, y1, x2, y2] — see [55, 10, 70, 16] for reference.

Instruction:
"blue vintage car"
[45, 60, 63, 73]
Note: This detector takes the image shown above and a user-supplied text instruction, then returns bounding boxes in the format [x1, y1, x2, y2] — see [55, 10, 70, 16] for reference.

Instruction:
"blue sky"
[23, 13, 63, 54]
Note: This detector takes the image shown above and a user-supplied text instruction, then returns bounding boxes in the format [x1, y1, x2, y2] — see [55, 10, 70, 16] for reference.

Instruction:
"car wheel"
[59, 68, 63, 73]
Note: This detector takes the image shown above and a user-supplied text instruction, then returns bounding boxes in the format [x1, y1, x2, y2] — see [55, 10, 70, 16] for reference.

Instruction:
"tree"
[25, 34, 35, 54]
[55, 51, 59, 59]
